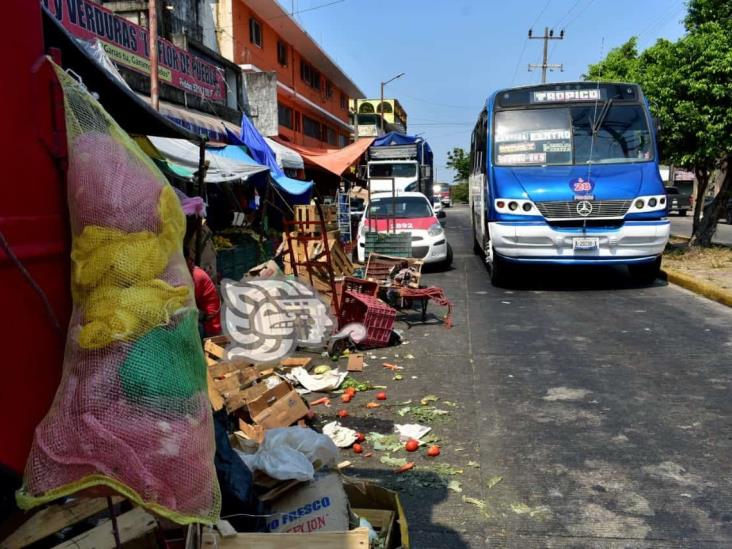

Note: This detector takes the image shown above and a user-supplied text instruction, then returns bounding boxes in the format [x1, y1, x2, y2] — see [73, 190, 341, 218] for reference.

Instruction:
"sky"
[285, 0, 688, 182]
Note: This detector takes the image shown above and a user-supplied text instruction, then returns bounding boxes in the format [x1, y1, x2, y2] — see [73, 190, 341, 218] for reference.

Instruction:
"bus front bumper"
[489, 220, 670, 263]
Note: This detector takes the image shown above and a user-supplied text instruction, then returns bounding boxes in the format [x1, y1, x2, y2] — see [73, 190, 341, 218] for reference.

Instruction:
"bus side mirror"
[421, 165, 432, 179]
[437, 210, 446, 219]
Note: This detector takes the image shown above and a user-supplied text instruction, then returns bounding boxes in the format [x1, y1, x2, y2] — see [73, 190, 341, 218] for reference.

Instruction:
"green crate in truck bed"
[364, 232, 412, 258]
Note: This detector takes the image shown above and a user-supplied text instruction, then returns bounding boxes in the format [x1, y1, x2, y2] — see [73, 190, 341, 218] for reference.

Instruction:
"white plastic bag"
[236, 427, 338, 481]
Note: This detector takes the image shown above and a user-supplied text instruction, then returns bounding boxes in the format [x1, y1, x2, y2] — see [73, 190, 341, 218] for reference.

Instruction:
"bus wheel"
[473, 236, 484, 256]
[628, 257, 661, 286]
[488, 247, 510, 287]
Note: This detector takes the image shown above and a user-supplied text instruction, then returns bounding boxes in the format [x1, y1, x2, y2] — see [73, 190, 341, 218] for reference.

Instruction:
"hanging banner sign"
[42, 0, 226, 101]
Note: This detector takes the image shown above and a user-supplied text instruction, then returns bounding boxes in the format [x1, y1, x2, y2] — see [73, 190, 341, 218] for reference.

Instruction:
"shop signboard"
[42, 0, 226, 102]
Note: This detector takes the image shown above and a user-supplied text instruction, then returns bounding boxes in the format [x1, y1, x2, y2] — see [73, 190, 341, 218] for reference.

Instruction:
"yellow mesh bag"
[17, 64, 221, 525]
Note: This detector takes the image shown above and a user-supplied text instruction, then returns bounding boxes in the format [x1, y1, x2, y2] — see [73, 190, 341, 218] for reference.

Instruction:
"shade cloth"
[147, 137, 269, 184]
[264, 137, 304, 171]
[235, 116, 281, 175]
[272, 137, 375, 176]
[207, 145, 313, 203]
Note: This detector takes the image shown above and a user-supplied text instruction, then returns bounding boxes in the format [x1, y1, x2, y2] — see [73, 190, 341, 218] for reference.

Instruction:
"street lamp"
[380, 72, 404, 133]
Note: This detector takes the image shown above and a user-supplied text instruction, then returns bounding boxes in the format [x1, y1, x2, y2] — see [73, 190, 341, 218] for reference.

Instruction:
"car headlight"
[428, 223, 444, 237]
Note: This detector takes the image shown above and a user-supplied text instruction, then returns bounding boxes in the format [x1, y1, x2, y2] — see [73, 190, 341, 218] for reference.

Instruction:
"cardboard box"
[266, 472, 349, 534]
[200, 477, 408, 548]
[247, 381, 309, 429]
[344, 479, 409, 548]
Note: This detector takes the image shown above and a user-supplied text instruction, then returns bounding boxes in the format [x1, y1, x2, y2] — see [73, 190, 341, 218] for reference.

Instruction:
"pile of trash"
[197, 336, 409, 547]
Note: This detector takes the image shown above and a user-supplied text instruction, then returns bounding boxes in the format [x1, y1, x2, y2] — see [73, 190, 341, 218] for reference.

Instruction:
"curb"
[662, 267, 732, 308]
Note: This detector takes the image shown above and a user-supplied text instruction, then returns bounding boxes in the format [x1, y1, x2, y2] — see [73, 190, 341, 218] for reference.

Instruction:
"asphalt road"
[669, 215, 732, 246]
[344, 205, 732, 548]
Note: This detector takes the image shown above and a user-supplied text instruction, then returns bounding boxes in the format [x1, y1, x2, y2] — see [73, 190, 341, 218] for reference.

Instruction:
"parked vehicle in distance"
[434, 183, 452, 207]
[469, 81, 670, 286]
[665, 186, 690, 216]
[366, 133, 433, 201]
[357, 192, 451, 267]
[432, 198, 443, 213]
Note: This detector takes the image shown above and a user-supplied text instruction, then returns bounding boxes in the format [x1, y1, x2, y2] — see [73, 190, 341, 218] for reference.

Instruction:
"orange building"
[217, 0, 364, 149]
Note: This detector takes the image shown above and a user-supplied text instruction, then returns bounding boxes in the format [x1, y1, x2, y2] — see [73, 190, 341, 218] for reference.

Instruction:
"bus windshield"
[494, 104, 653, 166]
[369, 163, 417, 178]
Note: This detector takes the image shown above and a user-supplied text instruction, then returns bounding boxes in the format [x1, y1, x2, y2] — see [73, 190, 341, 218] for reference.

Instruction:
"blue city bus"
[469, 81, 670, 286]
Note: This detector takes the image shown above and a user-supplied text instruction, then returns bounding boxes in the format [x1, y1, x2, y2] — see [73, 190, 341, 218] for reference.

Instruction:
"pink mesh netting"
[17, 66, 220, 525]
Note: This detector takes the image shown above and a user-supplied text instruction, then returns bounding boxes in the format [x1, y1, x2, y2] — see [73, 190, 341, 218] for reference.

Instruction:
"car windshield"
[366, 196, 433, 219]
[369, 163, 417, 178]
[494, 104, 653, 166]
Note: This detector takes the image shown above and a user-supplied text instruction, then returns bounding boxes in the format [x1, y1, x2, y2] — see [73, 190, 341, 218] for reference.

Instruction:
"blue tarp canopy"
[372, 131, 433, 164]
[212, 142, 313, 204]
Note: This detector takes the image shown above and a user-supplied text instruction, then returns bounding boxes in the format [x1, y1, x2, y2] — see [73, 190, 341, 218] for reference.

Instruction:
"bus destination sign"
[531, 89, 605, 103]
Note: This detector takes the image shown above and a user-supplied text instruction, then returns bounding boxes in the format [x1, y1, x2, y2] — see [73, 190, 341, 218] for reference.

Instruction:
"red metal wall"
[0, 1, 71, 474]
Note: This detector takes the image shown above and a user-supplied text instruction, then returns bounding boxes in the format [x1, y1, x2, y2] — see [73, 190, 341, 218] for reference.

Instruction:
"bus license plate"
[573, 237, 599, 250]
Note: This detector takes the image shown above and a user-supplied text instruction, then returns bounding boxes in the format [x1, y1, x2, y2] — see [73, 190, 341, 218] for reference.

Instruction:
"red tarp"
[273, 137, 374, 176]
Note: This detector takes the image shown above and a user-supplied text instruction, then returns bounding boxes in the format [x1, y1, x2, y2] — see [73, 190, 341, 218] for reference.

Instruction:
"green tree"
[685, 0, 732, 30]
[446, 147, 470, 183]
[450, 181, 469, 203]
[584, 37, 641, 82]
[585, 3, 732, 246]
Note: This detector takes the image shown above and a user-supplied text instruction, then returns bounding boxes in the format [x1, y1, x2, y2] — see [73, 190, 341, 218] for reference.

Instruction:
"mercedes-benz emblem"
[576, 200, 593, 217]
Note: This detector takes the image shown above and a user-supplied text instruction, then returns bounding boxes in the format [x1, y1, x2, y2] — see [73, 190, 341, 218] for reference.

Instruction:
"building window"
[339, 134, 348, 148]
[303, 115, 321, 140]
[277, 40, 288, 66]
[325, 80, 333, 99]
[340, 92, 348, 110]
[359, 102, 375, 114]
[300, 60, 321, 90]
[377, 101, 393, 114]
[249, 18, 262, 47]
[326, 127, 337, 146]
[278, 103, 293, 129]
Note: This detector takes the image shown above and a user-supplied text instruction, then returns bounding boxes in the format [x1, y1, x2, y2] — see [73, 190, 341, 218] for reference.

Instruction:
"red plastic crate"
[339, 291, 396, 348]
[343, 277, 379, 298]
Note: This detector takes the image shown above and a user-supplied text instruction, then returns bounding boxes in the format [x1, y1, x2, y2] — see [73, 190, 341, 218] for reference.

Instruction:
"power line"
[267, 0, 347, 21]
[530, 0, 554, 30]
[511, 38, 529, 86]
[563, 0, 596, 29]
[399, 93, 476, 110]
[553, 0, 583, 29]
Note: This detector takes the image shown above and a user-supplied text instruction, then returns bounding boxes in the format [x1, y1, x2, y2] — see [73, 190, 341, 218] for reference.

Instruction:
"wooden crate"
[1, 498, 157, 549]
[294, 205, 338, 235]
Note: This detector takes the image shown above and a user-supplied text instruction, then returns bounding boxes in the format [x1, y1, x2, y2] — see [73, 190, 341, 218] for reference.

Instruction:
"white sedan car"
[357, 192, 452, 266]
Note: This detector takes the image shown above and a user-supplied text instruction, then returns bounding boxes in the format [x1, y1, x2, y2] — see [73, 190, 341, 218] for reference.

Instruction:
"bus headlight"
[428, 223, 444, 237]
[648, 198, 657, 207]
[635, 199, 645, 209]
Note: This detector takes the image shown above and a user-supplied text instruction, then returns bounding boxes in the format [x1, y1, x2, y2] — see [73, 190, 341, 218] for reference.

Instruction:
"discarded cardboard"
[280, 357, 313, 370]
[267, 472, 349, 534]
[353, 508, 395, 549]
[347, 353, 364, 372]
[247, 259, 282, 279]
[247, 381, 309, 429]
[202, 528, 369, 548]
[343, 478, 409, 548]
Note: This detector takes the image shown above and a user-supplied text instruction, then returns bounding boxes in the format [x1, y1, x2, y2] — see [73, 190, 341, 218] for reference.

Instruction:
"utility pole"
[149, 0, 159, 110]
[528, 27, 564, 83]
